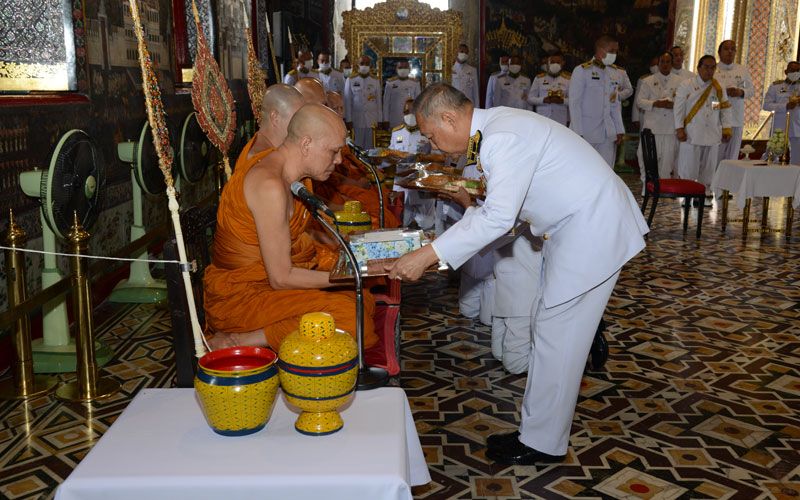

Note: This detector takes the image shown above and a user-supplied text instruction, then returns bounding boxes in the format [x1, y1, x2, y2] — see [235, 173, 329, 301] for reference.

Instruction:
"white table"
[711, 159, 800, 239]
[55, 388, 430, 500]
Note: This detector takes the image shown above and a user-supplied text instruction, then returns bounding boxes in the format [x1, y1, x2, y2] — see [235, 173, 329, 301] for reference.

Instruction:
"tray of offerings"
[366, 147, 414, 164]
[395, 169, 484, 198]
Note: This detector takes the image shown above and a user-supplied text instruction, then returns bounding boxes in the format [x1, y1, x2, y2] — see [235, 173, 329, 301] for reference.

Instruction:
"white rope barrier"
[0, 245, 190, 267]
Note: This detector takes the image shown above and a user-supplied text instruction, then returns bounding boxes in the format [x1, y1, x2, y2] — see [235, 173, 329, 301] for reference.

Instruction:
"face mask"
[650, 65, 658, 74]
[602, 52, 616, 66]
[788, 71, 800, 82]
[541, 64, 547, 71]
[318, 62, 331, 72]
[457, 52, 468, 63]
[499, 64, 509, 73]
[358, 65, 370, 76]
[548, 63, 561, 75]
[403, 114, 417, 127]
[397, 68, 410, 78]
[509, 64, 521, 74]
[304, 59, 314, 69]
[343, 68, 352, 77]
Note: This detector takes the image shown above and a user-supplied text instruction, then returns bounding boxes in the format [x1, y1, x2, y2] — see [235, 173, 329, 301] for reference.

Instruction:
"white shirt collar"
[470, 108, 489, 138]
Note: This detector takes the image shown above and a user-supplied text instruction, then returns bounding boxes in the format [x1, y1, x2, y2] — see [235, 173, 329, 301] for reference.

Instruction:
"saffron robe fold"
[204, 139, 377, 349]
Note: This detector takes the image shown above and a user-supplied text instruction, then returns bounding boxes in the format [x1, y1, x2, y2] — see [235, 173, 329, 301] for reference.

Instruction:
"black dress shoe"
[486, 430, 520, 448]
[486, 438, 566, 465]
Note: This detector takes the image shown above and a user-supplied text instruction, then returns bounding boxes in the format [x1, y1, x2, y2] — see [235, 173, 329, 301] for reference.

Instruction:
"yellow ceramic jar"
[334, 200, 371, 236]
[278, 312, 358, 435]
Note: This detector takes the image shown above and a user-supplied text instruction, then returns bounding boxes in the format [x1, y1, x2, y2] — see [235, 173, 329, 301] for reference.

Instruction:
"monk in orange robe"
[204, 102, 377, 350]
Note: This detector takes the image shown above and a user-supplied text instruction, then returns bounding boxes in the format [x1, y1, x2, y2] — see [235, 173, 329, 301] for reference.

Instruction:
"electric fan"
[177, 112, 211, 191]
[110, 121, 170, 303]
[19, 129, 113, 372]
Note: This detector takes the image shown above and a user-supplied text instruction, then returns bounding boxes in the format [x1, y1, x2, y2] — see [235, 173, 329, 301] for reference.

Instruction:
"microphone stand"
[308, 208, 389, 390]
[348, 142, 385, 229]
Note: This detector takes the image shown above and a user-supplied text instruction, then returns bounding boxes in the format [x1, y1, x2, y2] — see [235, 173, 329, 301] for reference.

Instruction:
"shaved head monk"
[295, 77, 327, 106]
[204, 103, 378, 350]
[247, 83, 305, 162]
[326, 91, 344, 117]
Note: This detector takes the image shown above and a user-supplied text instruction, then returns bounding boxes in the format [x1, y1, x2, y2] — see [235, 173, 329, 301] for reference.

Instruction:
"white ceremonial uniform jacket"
[283, 69, 319, 86]
[569, 60, 626, 143]
[673, 75, 733, 146]
[636, 72, 683, 135]
[317, 69, 345, 93]
[383, 77, 421, 128]
[631, 70, 657, 123]
[528, 71, 570, 126]
[715, 62, 754, 127]
[491, 73, 532, 110]
[432, 107, 649, 307]
[451, 62, 480, 105]
[389, 125, 430, 154]
[344, 74, 382, 128]
[486, 69, 508, 108]
[671, 67, 694, 82]
[763, 79, 800, 138]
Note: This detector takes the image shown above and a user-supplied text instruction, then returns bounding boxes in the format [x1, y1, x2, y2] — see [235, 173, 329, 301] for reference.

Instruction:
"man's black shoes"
[485, 433, 566, 465]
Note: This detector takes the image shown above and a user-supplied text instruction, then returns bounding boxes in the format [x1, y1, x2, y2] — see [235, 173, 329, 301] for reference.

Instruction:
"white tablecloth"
[711, 159, 800, 209]
[55, 388, 430, 500]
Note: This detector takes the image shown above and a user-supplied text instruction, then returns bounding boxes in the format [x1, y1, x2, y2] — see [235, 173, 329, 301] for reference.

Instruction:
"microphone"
[346, 138, 369, 161]
[290, 181, 335, 218]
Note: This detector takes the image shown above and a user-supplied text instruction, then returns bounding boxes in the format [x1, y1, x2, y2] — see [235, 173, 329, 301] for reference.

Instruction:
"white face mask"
[509, 64, 521, 74]
[788, 71, 800, 82]
[548, 63, 561, 75]
[397, 68, 410, 78]
[358, 65, 370, 76]
[650, 65, 658, 74]
[403, 114, 416, 127]
[602, 52, 616, 66]
[499, 64, 509, 73]
[318, 62, 331, 72]
[457, 52, 468, 63]
[343, 68, 352, 77]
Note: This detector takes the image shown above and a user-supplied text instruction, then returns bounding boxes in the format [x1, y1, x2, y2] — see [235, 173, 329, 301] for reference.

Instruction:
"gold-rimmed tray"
[395, 170, 485, 197]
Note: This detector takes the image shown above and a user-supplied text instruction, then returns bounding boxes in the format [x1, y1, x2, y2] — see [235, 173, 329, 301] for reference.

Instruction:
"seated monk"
[239, 83, 305, 165]
[204, 103, 377, 350]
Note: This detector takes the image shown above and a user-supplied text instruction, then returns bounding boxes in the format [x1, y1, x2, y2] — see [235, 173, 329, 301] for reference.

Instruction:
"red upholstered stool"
[640, 129, 705, 238]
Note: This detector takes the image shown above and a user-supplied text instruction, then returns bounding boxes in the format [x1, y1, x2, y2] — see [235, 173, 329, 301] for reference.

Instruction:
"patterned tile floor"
[1, 175, 799, 499]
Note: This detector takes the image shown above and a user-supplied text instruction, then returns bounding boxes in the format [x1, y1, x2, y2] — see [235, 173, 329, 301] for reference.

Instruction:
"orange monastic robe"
[204, 139, 377, 349]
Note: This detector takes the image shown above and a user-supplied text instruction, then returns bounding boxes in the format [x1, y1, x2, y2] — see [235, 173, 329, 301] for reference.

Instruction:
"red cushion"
[646, 179, 706, 195]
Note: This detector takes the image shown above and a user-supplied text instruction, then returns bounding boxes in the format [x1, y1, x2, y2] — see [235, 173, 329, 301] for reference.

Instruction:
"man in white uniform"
[390, 99, 435, 229]
[528, 53, 570, 126]
[569, 35, 627, 167]
[486, 53, 510, 108]
[491, 55, 531, 110]
[316, 50, 345, 94]
[283, 49, 318, 86]
[387, 83, 648, 464]
[631, 56, 659, 130]
[451, 43, 480, 105]
[763, 61, 800, 159]
[670, 46, 694, 81]
[715, 40, 754, 162]
[344, 55, 382, 149]
[674, 55, 733, 192]
[340, 59, 353, 79]
[383, 60, 421, 128]
[636, 52, 682, 184]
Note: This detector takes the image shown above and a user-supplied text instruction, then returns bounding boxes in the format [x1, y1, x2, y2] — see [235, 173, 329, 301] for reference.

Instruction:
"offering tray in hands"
[367, 147, 414, 164]
[395, 168, 485, 198]
[394, 161, 460, 177]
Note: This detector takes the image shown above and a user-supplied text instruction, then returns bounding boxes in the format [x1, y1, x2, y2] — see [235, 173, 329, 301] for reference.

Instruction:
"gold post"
[787, 197, 794, 240]
[742, 198, 751, 239]
[215, 161, 224, 198]
[721, 190, 729, 232]
[761, 197, 770, 232]
[56, 212, 120, 402]
[0, 210, 59, 400]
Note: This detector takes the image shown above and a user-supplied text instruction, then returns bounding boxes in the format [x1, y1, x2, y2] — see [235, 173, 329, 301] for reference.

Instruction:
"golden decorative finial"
[5, 208, 26, 246]
[68, 210, 90, 245]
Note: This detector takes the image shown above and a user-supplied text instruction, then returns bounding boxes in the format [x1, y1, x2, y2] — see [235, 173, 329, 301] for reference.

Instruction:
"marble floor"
[1, 176, 799, 499]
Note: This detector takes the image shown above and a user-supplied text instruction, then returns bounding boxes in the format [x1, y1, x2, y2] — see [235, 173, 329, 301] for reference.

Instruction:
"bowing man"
[386, 83, 648, 465]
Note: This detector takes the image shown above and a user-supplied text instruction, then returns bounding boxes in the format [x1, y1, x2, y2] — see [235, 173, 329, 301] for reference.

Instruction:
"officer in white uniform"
[636, 52, 682, 184]
[383, 60, 421, 128]
[316, 50, 345, 94]
[674, 55, 733, 191]
[340, 59, 353, 79]
[344, 55, 382, 149]
[283, 49, 318, 86]
[486, 53, 510, 108]
[491, 228, 543, 374]
[631, 57, 659, 129]
[763, 61, 800, 158]
[528, 53, 570, 126]
[390, 99, 435, 229]
[569, 35, 627, 167]
[388, 83, 648, 464]
[491, 55, 531, 110]
[451, 44, 480, 105]
[715, 40, 754, 161]
[670, 46, 695, 81]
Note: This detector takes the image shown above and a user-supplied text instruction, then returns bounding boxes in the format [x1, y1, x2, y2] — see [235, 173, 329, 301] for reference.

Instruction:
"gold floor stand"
[55, 377, 120, 403]
[0, 375, 59, 400]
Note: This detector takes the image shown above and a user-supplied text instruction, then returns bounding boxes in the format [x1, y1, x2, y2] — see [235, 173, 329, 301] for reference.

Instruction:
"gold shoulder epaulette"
[536, 72, 546, 78]
[287, 69, 298, 76]
[611, 64, 624, 70]
[580, 60, 593, 69]
[391, 124, 405, 132]
[388, 76, 398, 81]
[560, 70, 571, 79]
[774, 79, 785, 85]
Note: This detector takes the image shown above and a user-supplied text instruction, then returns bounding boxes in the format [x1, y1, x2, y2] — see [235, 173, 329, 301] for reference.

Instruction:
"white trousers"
[717, 126, 743, 161]
[519, 270, 620, 456]
[637, 134, 677, 192]
[353, 127, 373, 150]
[589, 139, 616, 167]
[677, 142, 718, 189]
[459, 271, 494, 326]
[491, 316, 532, 374]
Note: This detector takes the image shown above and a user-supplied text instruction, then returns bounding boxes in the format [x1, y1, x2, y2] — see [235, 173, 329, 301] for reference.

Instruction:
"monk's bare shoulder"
[243, 153, 288, 215]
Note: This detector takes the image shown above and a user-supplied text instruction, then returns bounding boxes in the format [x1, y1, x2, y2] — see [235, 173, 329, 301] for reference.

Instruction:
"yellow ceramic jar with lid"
[334, 200, 371, 236]
[277, 312, 358, 435]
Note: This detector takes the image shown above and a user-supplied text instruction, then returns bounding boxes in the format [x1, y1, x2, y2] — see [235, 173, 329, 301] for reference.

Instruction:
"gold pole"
[0, 210, 59, 400]
[786, 197, 794, 240]
[56, 212, 120, 402]
[742, 198, 751, 239]
[265, 14, 281, 84]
